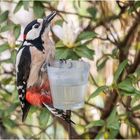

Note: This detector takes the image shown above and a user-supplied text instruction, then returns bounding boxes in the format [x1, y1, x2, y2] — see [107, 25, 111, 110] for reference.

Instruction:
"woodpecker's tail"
[43, 103, 75, 124]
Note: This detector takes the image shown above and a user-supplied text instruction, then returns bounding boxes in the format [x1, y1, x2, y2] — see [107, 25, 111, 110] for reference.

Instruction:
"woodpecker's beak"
[44, 11, 57, 25]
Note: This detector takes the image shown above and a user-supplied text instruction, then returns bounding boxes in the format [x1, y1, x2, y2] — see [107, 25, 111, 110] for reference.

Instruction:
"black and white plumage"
[43, 103, 75, 124]
[16, 11, 74, 124]
[16, 46, 31, 121]
[16, 11, 56, 121]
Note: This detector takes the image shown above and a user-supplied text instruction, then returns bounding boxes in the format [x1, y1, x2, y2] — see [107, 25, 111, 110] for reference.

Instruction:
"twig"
[0, 84, 12, 95]
[110, 22, 121, 42]
[44, 2, 92, 19]
[129, 1, 140, 18]
[56, 117, 80, 139]
[103, 23, 119, 46]
[89, 73, 99, 87]
[29, 122, 54, 139]
[96, 36, 117, 46]
[116, 0, 129, 13]
[85, 101, 104, 112]
[119, 17, 139, 50]
[127, 50, 140, 74]
[66, 110, 72, 139]
[16, 123, 42, 129]
[72, 111, 88, 123]
[119, 97, 131, 111]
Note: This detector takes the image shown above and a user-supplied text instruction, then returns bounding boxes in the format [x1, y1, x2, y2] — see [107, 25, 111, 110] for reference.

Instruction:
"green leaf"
[132, 104, 140, 111]
[112, 48, 119, 58]
[86, 120, 105, 129]
[88, 85, 108, 101]
[55, 19, 63, 26]
[74, 46, 94, 59]
[131, 95, 140, 106]
[13, 24, 21, 39]
[3, 118, 16, 129]
[11, 50, 17, 63]
[0, 42, 9, 52]
[0, 109, 4, 118]
[120, 91, 137, 96]
[114, 60, 128, 82]
[56, 41, 65, 48]
[89, 73, 98, 86]
[108, 129, 119, 139]
[67, 49, 80, 60]
[87, 7, 97, 20]
[2, 77, 12, 85]
[29, 106, 38, 114]
[56, 48, 71, 59]
[96, 56, 108, 71]
[55, 47, 80, 60]
[96, 132, 104, 139]
[0, 24, 14, 33]
[39, 109, 50, 128]
[118, 78, 135, 93]
[104, 131, 109, 139]
[6, 104, 18, 114]
[0, 10, 9, 23]
[33, 1, 45, 18]
[76, 31, 96, 42]
[135, 68, 140, 78]
[23, 1, 29, 11]
[135, 1, 140, 8]
[128, 1, 140, 13]
[75, 124, 85, 134]
[14, 1, 23, 13]
[107, 108, 120, 130]
[12, 93, 19, 104]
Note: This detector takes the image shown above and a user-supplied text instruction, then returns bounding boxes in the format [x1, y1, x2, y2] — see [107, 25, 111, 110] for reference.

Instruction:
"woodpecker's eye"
[34, 24, 40, 28]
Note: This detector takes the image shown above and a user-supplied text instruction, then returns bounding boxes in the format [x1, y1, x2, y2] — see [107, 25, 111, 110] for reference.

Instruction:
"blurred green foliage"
[0, 0, 140, 139]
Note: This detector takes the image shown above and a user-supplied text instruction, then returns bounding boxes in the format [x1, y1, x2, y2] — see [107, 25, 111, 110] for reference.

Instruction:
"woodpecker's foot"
[60, 59, 67, 63]
[43, 103, 75, 124]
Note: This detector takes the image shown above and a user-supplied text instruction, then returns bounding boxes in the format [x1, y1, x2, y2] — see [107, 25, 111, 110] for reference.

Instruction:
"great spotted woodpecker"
[16, 11, 74, 124]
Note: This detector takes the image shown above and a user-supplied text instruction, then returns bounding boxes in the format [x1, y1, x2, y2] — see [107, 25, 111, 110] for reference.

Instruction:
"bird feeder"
[47, 60, 90, 139]
[47, 60, 90, 110]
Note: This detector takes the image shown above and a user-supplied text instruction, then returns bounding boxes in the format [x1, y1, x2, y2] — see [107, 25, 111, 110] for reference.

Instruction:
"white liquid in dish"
[51, 84, 87, 110]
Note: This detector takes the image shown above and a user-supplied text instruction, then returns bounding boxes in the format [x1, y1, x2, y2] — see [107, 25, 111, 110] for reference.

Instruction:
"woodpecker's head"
[23, 11, 56, 41]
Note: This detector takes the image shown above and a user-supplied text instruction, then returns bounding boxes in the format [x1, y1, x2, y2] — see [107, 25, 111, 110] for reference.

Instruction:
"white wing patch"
[16, 47, 24, 73]
[23, 41, 32, 46]
[17, 85, 23, 90]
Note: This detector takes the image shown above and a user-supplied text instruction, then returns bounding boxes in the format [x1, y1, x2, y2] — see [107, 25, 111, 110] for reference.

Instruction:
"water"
[50, 84, 87, 110]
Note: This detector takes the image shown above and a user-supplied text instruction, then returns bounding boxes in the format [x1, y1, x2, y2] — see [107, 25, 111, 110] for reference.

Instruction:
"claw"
[43, 103, 75, 124]
[60, 59, 67, 63]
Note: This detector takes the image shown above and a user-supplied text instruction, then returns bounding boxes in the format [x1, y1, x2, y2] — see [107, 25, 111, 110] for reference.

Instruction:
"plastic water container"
[47, 60, 90, 110]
